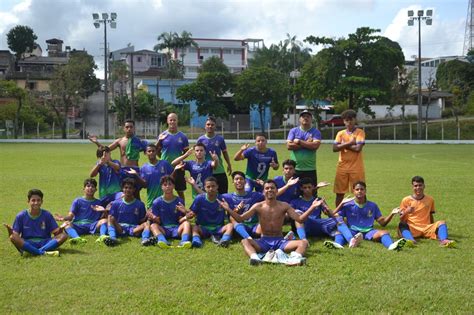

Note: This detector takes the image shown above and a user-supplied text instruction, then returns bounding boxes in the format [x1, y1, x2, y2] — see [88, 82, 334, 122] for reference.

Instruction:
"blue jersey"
[196, 134, 227, 175]
[184, 160, 214, 197]
[190, 193, 226, 228]
[109, 198, 146, 226]
[274, 175, 300, 203]
[70, 197, 103, 225]
[12, 209, 58, 241]
[97, 159, 121, 198]
[140, 160, 174, 208]
[243, 147, 278, 180]
[290, 197, 324, 220]
[222, 191, 264, 226]
[287, 127, 321, 171]
[151, 196, 185, 227]
[160, 131, 189, 163]
[339, 200, 382, 232]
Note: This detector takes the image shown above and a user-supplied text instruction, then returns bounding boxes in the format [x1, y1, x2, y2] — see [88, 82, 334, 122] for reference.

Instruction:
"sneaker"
[262, 250, 275, 263]
[440, 239, 457, 248]
[103, 236, 118, 247]
[141, 238, 155, 246]
[217, 239, 230, 248]
[44, 250, 60, 257]
[249, 257, 262, 266]
[192, 240, 202, 248]
[285, 256, 306, 266]
[388, 238, 407, 251]
[69, 237, 87, 245]
[157, 241, 171, 249]
[273, 249, 289, 264]
[324, 240, 344, 249]
[177, 241, 192, 249]
[349, 232, 363, 248]
[148, 236, 158, 246]
[284, 231, 295, 240]
[211, 234, 221, 244]
[404, 239, 416, 248]
[96, 235, 108, 243]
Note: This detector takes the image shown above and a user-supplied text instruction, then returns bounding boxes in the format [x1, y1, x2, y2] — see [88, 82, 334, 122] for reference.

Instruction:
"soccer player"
[333, 109, 366, 206]
[274, 159, 300, 203]
[218, 180, 324, 266]
[140, 144, 174, 209]
[157, 113, 189, 203]
[172, 142, 218, 198]
[149, 176, 192, 249]
[102, 178, 152, 247]
[4, 189, 67, 256]
[397, 176, 456, 248]
[327, 181, 407, 251]
[54, 178, 108, 244]
[234, 133, 279, 193]
[185, 177, 233, 248]
[286, 110, 321, 186]
[89, 146, 121, 199]
[197, 116, 233, 194]
[222, 171, 264, 239]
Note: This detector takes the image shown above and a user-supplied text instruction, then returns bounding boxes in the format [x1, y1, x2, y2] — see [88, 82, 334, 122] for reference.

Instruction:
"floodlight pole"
[417, 17, 422, 140]
[103, 21, 109, 138]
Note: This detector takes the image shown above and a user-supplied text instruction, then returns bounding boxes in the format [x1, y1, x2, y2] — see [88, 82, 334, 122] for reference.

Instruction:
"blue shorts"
[255, 236, 289, 252]
[26, 238, 52, 249]
[350, 228, 378, 240]
[244, 178, 263, 193]
[72, 222, 99, 235]
[162, 225, 180, 239]
[305, 218, 337, 237]
[119, 224, 138, 237]
[200, 225, 224, 238]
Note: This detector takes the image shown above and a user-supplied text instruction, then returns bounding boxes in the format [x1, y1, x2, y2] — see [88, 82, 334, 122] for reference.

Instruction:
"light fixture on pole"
[92, 12, 117, 138]
[290, 69, 301, 126]
[408, 9, 433, 140]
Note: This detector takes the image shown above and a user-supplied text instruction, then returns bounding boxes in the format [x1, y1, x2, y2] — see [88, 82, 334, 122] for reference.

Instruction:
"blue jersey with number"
[13, 209, 58, 241]
[274, 175, 300, 203]
[140, 160, 174, 208]
[151, 196, 185, 227]
[160, 131, 189, 163]
[184, 160, 213, 197]
[190, 193, 225, 227]
[197, 134, 227, 175]
[222, 191, 264, 226]
[97, 160, 121, 198]
[290, 197, 323, 220]
[70, 197, 103, 225]
[339, 200, 382, 232]
[109, 198, 146, 226]
[243, 147, 278, 181]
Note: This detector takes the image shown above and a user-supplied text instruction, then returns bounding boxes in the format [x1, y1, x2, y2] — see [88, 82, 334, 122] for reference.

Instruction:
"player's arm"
[107, 138, 121, 151]
[286, 140, 301, 150]
[210, 151, 219, 170]
[233, 144, 249, 161]
[270, 156, 279, 171]
[185, 177, 204, 195]
[54, 211, 74, 222]
[299, 139, 321, 150]
[276, 177, 299, 197]
[90, 163, 101, 177]
[287, 199, 324, 223]
[125, 168, 147, 187]
[329, 196, 355, 215]
[377, 208, 401, 227]
[222, 150, 233, 175]
[171, 148, 193, 167]
[333, 138, 356, 152]
[218, 199, 257, 223]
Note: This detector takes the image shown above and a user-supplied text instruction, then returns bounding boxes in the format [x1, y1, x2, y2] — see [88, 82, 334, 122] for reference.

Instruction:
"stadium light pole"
[290, 69, 301, 126]
[408, 9, 433, 140]
[93, 12, 117, 138]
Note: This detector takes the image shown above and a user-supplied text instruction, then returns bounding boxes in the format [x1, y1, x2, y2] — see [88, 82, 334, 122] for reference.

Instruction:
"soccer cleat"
[324, 240, 344, 249]
[217, 239, 230, 248]
[44, 250, 60, 257]
[249, 257, 262, 266]
[103, 236, 118, 247]
[69, 237, 87, 245]
[141, 238, 155, 246]
[191, 240, 202, 248]
[148, 236, 158, 246]
[95, 235, 107, 243]
[210, 234, 221, 244]
[349, 232, 363, 248]
[177, 241, 192, 249]
[262, 250, 276, 263]
[388, 238, 407, 251]
[284, 231, 295, 240]
[439, 239, 457, 248]
[404, 239, 416, 248]
[285, 257, 306, 266]
[157, 241, 171, 249]
[273, 249, 289, 264]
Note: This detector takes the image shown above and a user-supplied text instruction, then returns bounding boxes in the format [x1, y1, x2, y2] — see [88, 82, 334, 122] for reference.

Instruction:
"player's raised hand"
[287, 177, 300, 186]
[210, 151, 218, 161]
[157, 132, 168, 142]
[185, 176, 195, 185]
[176, 202, 187, 214]
[175, 162, 185, 171]
[316, 181, 331, 189]
[235, 201, 245, 212]
[54, 213, 65, 221]
[255, 179, 264, 187]
[88, 135, 98, 143]
[341, 196, 355, 204]
[312, 198, 324, 208]
[391, 207, 402, 215]
[240, 143, 249, 151]
[270, 157, 278, 168]
[217, 198, 231, 212]
[185, 147, 194, 157]
[92, 205, 107, 212]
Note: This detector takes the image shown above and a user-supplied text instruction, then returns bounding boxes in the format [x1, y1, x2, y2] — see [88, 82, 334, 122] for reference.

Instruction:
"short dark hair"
[194, 142, 205, 149]
[206, 116, 216, 123]
[264, 179, 277, 188]
[299, 177, 314, 186]
[121, 178, 136, 189]
[341, 109, 357, 120]
[28, 189, 43, 200]
[96, 145, 110, 158]
[160, 175, 175, 186]
[84, 178, 97, 188]
[282, 159, 296, 168]
[204, 176, 218, 186]
[231, 171, 245, 180]
[352, 181, 366, 189]
[124, 119, 135, 126]
[411, 176, 424, 184]
[146, 143, 157, 150]
[255, 133, 267, 139]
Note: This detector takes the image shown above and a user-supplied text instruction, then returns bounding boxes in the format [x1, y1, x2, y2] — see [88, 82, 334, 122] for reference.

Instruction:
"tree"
[154, 31, 178, 61]
[49, 52, 100, 138]
[0, 80, 26, 138]
[6, 25, 38, 60]
[302, 27, 405, 115]
[177, 56, 233, 118]
[234, 66, 289, 132]
[174, 31, 198, 64]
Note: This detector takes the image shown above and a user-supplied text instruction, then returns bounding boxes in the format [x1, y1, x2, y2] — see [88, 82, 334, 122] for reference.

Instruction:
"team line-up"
[5, 110, 456, 266]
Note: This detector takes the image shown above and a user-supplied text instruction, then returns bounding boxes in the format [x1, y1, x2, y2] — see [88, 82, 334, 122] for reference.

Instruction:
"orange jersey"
[399, 195, 435, 227]
[334, 128, 365, 173]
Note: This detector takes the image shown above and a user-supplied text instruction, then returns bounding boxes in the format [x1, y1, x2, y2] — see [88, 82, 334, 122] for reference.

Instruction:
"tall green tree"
[177, 56, 233, 118]
[6, 25, 37, 60]
[49, 52, 100, 138]
[174, 31, 198, 64]
[0, 80, 26, 138]
[234, 66, 289, 132]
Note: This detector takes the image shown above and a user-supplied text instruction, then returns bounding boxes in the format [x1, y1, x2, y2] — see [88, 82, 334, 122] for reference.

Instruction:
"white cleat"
[349, 232, 363, 248]
[388, 238, 407, 251]
[324, 240, 344, 249]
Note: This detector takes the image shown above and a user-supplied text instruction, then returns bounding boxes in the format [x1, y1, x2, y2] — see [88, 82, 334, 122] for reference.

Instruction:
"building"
[0, 50, 14, 79]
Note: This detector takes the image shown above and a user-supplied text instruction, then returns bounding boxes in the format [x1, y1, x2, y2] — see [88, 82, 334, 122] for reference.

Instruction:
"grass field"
[0, 143, 473, 313]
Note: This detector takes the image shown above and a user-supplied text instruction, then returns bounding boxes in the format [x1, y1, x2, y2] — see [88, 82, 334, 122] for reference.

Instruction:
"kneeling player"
[149, 176, 192, 249]
[397, 176, 456, 248]
[102, 178, 152, 246]
[4, 189, 67, 256]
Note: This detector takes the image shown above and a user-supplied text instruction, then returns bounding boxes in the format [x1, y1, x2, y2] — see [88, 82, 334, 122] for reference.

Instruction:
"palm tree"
[175, 31, 198, 64]
[154, 31, 178, 63]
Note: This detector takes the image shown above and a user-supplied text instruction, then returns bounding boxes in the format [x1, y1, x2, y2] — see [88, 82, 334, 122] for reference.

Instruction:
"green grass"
[0, 143, 473, 313]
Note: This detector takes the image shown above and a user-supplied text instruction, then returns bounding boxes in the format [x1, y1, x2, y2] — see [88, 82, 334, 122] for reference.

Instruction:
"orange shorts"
[400, 221, 444, 240]
[334, 169, 365, 194]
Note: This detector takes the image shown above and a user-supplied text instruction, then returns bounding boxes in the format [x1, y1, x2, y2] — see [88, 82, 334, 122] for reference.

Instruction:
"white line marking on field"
[411, 153, 471, 166]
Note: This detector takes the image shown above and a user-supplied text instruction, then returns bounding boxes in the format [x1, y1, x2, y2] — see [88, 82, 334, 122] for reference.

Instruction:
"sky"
[0, 0, 470, 78]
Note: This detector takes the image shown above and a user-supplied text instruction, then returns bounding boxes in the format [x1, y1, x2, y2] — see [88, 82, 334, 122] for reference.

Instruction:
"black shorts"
[174, 169, 186, 191]
[295, 170, 317, 186]
[214, 172, 228, 194]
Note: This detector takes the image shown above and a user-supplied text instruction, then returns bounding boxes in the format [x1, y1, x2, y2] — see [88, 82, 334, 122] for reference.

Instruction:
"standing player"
[222, 171, 264, 240]
[286, 110, 321, 186]
[89, 146, 121, 199]
[157, 113, 189, 203]
[274, 159, 300, 203]
[397, 176, 456, 248]
[140, 144, 174, 209]
[102, 178, 152, 247]
[197, 116, 233, 194]
[333, 109, 366, 206]
[234, 133, 279, 193]
[4, 189, 67, 256]
[149, 176, 192, 249]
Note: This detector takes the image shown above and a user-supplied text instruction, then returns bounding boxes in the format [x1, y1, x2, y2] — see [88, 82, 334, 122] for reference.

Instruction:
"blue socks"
[401, 229, 415, 241]
[181, 233, 190, 242]
[192, 235, 202, 247]
[108, 225, 117, 240]
[222, 234, 232, 242]
[437, 224, 448, 241]
[141, 229, 151, 241]
[381, 234, 393, 248]
[65, 227, 80, 239]
[337, 221, 353, 242]
[335, 234, 346, 246]
[22, 241, 44, 255]
[39, 239, 59, 252]
[234, 223, 251, 239]
[157, 234, 168, 244]
[297, 227, 307, 240]
[99, 224, 107, 236]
